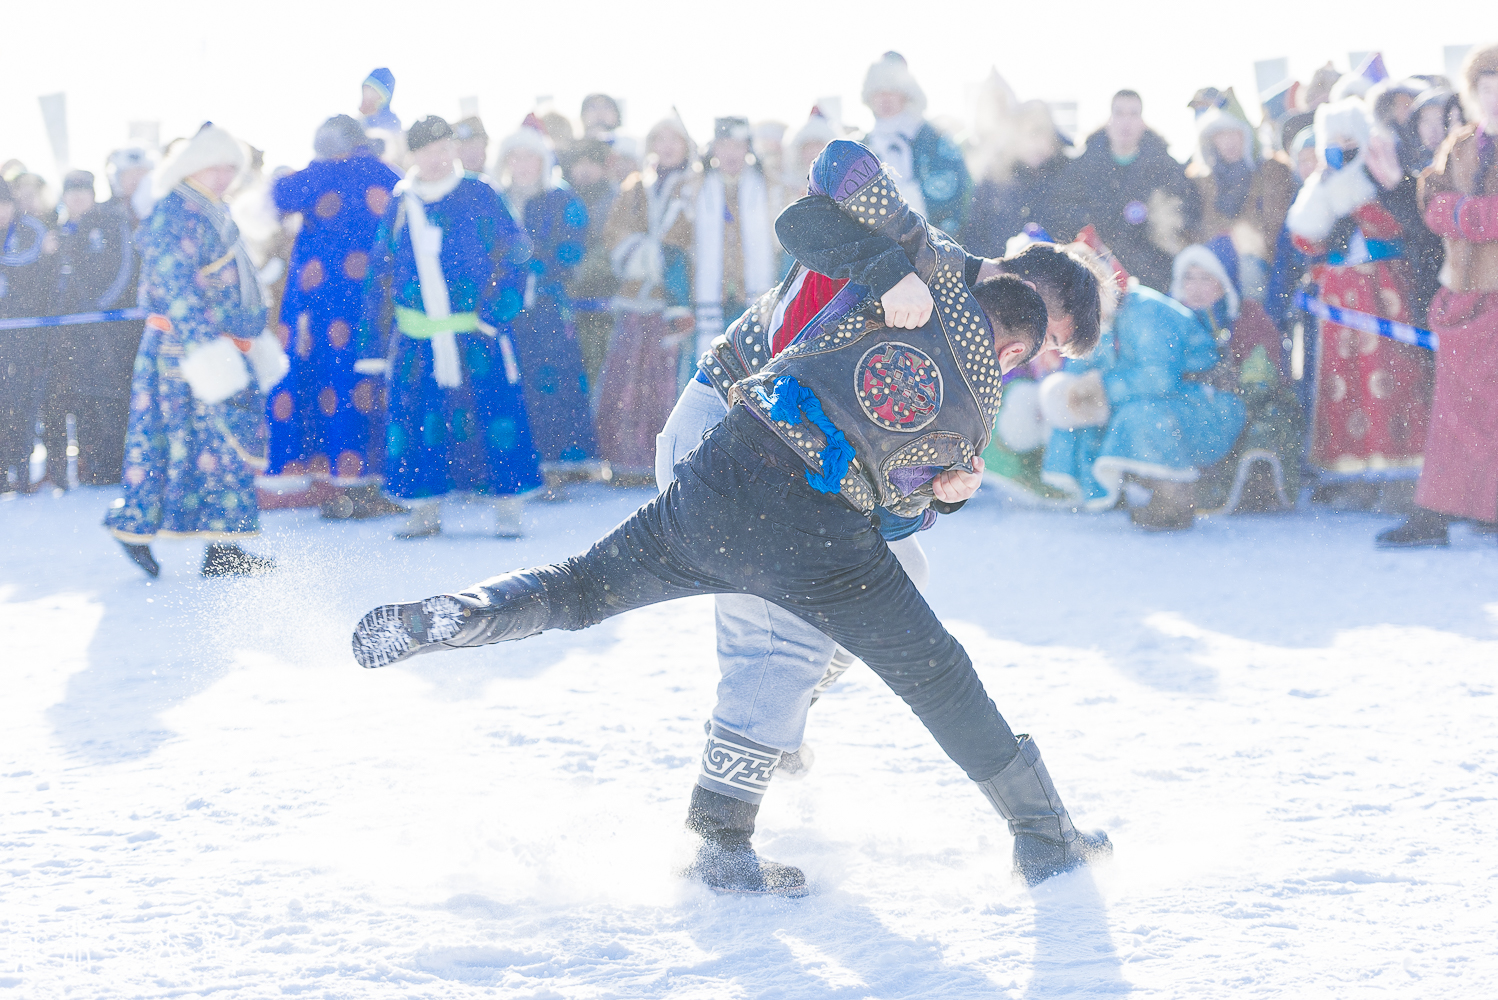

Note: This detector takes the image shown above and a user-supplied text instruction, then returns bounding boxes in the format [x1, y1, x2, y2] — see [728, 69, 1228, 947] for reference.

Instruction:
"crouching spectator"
[1040, 232, 1246, 530]
[1168, 243, 1305, 512]
[1378, 44, 1498, 547]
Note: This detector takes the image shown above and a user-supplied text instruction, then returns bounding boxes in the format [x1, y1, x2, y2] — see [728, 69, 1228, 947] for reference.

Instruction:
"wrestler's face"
[1042, 308, 1074, 354]
[359, 85, 382, 116]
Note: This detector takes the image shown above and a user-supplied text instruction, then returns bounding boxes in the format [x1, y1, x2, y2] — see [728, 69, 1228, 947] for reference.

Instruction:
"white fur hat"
[1171, 244, 1240, 319]
[788, 113, 838, 154]
[1313, 98, 1371, 165]
[862, 52, 927, 116]
[1330, 74, 1375, 102]
[1195, 107, 1256, 167]
[498, 122, 554, 163]
[153, 123, 246, 198]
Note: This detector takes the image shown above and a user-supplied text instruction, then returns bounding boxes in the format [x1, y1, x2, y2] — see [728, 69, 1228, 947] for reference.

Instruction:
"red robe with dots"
[1294, 202, 1433, 474]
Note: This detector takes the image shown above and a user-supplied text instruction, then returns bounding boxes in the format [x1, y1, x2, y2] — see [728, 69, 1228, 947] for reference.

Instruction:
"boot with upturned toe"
[1130, 480, 1195, 532]
[394, 502, 441, 538]
[200, 543, 276, 578]
[1375, 508, 1450, 549]
[681, 785, 807, 897]
[976, 735, 1112, 886]
[119, 541, 160, 579]
[321, 483, 410, 521]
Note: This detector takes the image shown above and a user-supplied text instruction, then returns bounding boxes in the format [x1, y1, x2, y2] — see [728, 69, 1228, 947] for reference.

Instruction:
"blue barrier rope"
[1293, 291, 1437, 352]
[768, 375, 854, 494]
[0, 307, 147, 332]
[570, 298, 613, 313]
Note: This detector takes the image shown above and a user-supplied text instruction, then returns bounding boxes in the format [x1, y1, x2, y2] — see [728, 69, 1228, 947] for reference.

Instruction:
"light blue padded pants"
[656, 378, 929, 803]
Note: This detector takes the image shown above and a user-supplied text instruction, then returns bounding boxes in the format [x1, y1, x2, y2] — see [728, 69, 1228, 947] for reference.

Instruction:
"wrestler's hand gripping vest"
[700, 142, 1004, 518]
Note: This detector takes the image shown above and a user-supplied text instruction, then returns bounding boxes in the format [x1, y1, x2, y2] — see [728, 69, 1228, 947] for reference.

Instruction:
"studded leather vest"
[703, 141, 1003, 518]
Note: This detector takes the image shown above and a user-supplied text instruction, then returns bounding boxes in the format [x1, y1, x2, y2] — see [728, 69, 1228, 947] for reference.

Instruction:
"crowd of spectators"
[2, 47, 1495, 565]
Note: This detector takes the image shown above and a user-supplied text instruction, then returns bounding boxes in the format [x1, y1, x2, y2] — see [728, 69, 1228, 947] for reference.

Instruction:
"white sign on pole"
[1254, 58, 1290, 98]
[38, 93, 69, 175]
[1445, 44, 1473, 84]
[128, 121, 161, 150]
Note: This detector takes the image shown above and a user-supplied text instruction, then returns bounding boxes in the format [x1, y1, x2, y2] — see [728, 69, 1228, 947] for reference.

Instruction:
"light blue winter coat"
[1043, 285, 1246, 507]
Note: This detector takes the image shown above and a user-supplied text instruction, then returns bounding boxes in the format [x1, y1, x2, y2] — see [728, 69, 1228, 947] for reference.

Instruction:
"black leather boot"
[1375, 508, 1450, 549]
[975, 735, 1112, 886]
[351, 570, 555, 668]
[681, 785, 808, 897]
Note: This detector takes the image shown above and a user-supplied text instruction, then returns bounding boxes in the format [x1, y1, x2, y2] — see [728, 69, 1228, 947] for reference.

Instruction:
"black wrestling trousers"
[514, 405, 1021, 783]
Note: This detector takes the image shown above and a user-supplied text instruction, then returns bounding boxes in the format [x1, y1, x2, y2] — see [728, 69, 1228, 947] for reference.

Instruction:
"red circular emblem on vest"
[856, 341, 943, 432]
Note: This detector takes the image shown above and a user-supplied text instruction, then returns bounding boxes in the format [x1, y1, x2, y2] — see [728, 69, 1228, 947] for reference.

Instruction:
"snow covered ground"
[3, 482, 1495, 999]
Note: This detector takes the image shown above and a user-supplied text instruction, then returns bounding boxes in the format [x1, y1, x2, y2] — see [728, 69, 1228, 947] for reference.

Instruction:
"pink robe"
[1415, 289, 1498, 521]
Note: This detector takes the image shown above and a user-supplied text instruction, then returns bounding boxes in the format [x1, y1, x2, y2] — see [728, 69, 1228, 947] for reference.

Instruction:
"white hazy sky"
[3, 0, 1489, 194]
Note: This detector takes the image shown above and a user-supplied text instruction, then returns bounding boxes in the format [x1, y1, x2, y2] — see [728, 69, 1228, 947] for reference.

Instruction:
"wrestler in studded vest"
[701, 141, 1004, 518]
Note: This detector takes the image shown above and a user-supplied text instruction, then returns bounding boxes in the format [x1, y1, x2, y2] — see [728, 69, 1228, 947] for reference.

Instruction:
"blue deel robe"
[357, 174, 543, 500]
[268, 150, 399, 481]
[105, 185, 269, 540]
[507, 185, 598, 465]
[1043, 285, 1246, 508]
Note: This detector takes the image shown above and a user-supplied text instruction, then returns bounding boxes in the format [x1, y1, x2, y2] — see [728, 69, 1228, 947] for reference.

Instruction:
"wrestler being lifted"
[352, 140, 1113, 896]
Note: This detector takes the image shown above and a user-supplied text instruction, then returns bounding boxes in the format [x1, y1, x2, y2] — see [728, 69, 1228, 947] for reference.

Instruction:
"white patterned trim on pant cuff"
[697, 724, 782, 804]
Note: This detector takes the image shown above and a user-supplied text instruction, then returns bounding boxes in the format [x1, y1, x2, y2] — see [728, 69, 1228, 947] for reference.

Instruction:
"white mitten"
[996, 379, 1048, 453]
[180, 336, 250, 404]
[245, 329, 290, 390]
[1039, 371, 1110, 430]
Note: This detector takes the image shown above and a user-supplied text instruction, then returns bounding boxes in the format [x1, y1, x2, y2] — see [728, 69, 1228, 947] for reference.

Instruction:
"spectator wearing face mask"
[1286, 98, 1432, 509]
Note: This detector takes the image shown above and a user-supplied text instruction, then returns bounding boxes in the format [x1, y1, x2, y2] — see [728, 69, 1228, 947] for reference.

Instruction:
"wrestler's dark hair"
[971, 274, 1049, 368]
[1001, 243, 1113, 359]
[1113, 89, 1143, 107]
